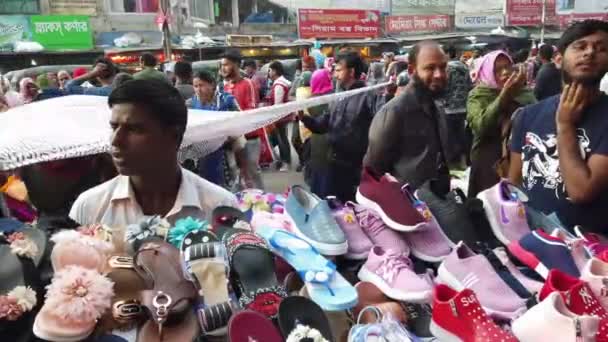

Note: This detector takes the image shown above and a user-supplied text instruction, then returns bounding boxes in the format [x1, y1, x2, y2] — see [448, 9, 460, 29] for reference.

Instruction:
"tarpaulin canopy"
[0, 82, 387, 171]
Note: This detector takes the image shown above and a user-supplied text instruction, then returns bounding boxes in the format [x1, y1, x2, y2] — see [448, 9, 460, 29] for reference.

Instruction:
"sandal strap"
[223, 231, 269, 267]
[198, 301, 235, 333]
[140, 281, 195, 326]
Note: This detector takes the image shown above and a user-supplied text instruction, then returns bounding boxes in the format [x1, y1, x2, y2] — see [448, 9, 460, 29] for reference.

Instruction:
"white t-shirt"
[69, 168, 238, 227]
[600, 73, 608, 95]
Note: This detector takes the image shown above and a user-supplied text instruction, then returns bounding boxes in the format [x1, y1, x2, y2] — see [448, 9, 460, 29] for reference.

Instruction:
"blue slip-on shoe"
[284, 185, 347, 256]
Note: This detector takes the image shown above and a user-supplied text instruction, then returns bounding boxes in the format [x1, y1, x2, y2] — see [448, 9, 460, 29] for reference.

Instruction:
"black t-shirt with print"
[511, 94, 608, 233]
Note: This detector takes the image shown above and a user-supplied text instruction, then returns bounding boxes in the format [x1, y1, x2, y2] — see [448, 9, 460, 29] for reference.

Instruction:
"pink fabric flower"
[7, 232, 25, 243]
[0, 296, 23, 321]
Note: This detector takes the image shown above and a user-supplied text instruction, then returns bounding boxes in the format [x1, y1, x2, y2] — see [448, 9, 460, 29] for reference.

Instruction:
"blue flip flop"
[256, 225, 358, 311]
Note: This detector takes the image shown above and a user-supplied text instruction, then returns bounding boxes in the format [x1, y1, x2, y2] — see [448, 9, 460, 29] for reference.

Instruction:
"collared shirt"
[69, 168, 238, 227]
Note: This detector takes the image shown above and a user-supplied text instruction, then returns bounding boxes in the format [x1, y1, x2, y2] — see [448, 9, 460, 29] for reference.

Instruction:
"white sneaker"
[581, 258, 608, 310]
[512, 292, 599, 342]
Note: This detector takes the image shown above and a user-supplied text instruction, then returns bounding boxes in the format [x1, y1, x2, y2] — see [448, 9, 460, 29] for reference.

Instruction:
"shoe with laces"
[356, 168, 425, 231]
[437, 242, 527, 320]
[327, 198, 373, 260]
[357, 246, 433, 303]
[513, 292, 601, 342]
[401, 185, 454, 262]
[540, 269, 608, 320]
[351, 203, 410, 256]
[508, 229, 580, 279]
[430, 284, 518, 342]
[492, 247, 544, 295]
[477, 179, 531, 246]
[581, 258, 608, 310]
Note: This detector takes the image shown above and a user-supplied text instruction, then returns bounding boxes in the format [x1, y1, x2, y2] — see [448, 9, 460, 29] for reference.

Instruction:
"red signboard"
[386, 15, 451, 34]
[298, 8, 380, 39]
[559, 13, 608, 28]
[507, 0, 557, 26]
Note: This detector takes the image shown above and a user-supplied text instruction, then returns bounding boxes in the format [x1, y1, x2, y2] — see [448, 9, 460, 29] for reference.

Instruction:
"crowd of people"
[1, 18, 608, 342]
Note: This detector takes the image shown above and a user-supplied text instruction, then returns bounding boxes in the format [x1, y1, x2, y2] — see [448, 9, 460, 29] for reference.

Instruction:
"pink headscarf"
[19, 77, 36, 104]
[311, 69, 333, 95]
[473, 50, 513, 89]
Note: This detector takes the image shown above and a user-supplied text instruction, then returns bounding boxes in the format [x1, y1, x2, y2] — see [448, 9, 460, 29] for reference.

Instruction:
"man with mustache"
[69, 80, 237, 226]
[509, 20, 608, 233]
[364, 41, 451, 194]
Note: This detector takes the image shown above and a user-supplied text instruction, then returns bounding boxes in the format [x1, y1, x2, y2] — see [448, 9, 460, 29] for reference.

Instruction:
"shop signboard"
[386, 15, 451, 34]
[392, 0, 455, 15]
[506, 0, 557, 26]
[49, 0, 97, 16]
[297, 9, 380, 39]
[30, 15, 93, 51]
[556, 0, 608, 27]
[455, 13, 504, 28]
[0, 15, 31, 52]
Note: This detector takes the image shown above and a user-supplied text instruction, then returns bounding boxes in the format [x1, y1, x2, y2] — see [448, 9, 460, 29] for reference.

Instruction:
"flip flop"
[227, 310, 283, 342]
[184, 242, 231, 306]
[223, 230, 287, 318]
[256, 225, 357, 311]
[278, 296, 333, 342]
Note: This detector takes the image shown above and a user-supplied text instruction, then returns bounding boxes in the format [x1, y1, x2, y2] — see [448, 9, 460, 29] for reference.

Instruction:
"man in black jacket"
[300, 51, 383, 201]
[364, 41, 451, 194]
[534, 44, 562, 100]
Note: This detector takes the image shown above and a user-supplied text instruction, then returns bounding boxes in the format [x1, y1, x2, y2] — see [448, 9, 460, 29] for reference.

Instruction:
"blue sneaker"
[508, 229, 580, 279]
[284, 185, 347, 256]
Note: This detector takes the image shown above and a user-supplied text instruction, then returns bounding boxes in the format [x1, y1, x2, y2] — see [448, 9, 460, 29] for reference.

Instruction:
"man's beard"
[412, 74, 446, 97]
[561, 63, 607, 87]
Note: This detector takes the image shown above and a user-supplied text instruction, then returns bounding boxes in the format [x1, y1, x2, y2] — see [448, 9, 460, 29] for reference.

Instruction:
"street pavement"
[261, 168, 305, 193]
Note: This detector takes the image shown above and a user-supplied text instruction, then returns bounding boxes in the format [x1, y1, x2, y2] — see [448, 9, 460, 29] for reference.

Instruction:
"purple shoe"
[400, 186, 453, 262]
[437, 242, 527, 320]
[351, 202, 410, 256]
[357, 246, 433, 303]
[327, 198, 373, 260]
[477, 179, 531, 246]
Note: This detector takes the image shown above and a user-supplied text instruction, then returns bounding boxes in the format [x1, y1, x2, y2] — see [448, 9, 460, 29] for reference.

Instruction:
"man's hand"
[557, 82, 591, 127]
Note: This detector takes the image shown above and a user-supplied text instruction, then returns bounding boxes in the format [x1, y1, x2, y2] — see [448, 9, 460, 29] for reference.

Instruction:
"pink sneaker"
[477, 179, 531, 245]
[351, 202, 410, 256]
[357, 246, 433, 303]
[328, 199, 373, 260]
[401, 187, 453, 262]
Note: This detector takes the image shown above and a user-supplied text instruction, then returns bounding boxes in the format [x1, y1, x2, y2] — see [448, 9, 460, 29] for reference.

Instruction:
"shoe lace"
[377, 253, 413, 283]
[354, 207, 387, 238]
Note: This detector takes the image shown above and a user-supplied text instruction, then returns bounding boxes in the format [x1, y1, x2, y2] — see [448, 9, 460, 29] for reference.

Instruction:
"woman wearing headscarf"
[467, 50, 536, 197]
[19, 77, 39, 104]
[302, 68, 334, 197]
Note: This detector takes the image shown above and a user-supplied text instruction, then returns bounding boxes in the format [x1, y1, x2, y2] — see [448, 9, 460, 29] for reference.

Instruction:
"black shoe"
[400, 302, 434, 339]
[416, 180, 481, 246]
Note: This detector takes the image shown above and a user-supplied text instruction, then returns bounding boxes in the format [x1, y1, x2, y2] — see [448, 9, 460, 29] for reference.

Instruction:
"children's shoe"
[540, 269, 608, 320]
[437, 242, 526, 320]
[513, 292, 600, 342]
[430, 284, 518, 342]
[328, 199, 373, 260]
[33, 265, 114, 342]
[357, 246, 433, 303]
[581, 258, 608, 310]
[477, 179, 531, 245]
[351, 203, 410, 256]
[508, 229, 580, 279]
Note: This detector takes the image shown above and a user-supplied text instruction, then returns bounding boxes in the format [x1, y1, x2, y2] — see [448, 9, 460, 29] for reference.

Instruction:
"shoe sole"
[437, 263, 522, 319]
[507, 240, 550, 279]
[284, 212, 348, 256]
[356, 189, 425, 232]
[33, 315, 94, 342]
[429, 319, 463, 342]
[477, 191, 511, 246]
[357, 267, 432, 303]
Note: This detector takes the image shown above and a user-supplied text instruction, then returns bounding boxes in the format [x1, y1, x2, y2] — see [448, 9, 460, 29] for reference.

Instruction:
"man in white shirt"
[70, 79, 237, 227]
[601, 72, 608, 94]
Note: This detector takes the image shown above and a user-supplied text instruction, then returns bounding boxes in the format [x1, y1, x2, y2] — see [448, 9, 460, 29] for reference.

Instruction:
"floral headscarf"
[473, 50, 513, 89]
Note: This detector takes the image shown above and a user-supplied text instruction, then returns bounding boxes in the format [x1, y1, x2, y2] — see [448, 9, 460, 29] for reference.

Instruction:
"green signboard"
[0, 16, 31, 52]
[30, 15, 93, 51]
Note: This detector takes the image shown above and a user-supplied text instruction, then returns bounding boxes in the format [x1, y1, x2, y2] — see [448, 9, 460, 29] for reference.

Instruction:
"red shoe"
[430, 284, 517, 342]
[540, 269, 608, 319]
[356, 168, 425, 232]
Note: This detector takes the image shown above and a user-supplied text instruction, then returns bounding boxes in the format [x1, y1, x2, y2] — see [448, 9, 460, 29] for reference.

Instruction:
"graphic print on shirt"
[522, 129, 590, 199]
